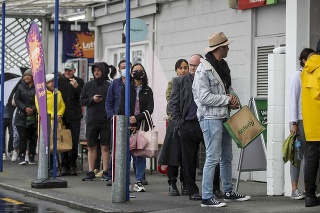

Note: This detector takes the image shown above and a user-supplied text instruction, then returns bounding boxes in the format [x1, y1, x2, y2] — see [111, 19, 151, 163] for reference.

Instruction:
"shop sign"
[238, 0, 266, 10]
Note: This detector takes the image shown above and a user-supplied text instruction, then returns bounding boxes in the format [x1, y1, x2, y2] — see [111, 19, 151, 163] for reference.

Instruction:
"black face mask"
[132, 71, 145, 80]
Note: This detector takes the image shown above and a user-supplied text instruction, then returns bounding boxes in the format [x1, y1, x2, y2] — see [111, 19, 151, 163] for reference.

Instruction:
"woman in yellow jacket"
[35, 74, 66, 124]
[300, 51, 320, 207]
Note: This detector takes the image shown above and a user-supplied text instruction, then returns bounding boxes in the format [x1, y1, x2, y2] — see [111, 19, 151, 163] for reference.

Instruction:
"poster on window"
[63, 31, 94, 62]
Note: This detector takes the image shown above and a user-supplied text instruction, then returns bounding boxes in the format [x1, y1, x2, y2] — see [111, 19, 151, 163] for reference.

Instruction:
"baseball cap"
[64, 62, 75, 70]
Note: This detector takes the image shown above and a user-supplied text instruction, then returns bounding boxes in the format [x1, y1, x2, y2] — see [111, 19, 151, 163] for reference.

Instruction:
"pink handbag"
[131, 111, 159, 158]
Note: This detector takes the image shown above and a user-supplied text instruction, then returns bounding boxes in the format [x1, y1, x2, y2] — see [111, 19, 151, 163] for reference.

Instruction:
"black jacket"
[58, 75, 84, 122]
[80, 62, 110, 124]
[14, 81, 37, 127]
[168, 74, 194, 128]
[118, 83, 154, 131]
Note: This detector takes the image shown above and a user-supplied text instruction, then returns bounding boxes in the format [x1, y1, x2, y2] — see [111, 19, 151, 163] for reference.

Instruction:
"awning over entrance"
[0, 0, 110, 18]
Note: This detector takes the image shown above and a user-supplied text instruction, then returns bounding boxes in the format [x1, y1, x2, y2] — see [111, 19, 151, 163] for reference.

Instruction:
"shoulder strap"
[142, 110, 154, 130]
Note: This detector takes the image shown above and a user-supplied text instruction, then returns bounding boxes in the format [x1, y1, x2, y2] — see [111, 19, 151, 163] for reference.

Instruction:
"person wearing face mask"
[105, 60, 131, 186]
[158, 59, 189, 196]
[118, 63, 154, 192]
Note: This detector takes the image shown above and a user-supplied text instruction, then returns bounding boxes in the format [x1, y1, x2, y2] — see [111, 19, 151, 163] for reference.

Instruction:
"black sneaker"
[28, 155, 36, 165]
[141, 179, 148, 185]
[168, 183, 180, 196]
[60, 167, 69, 176]
[19, 154, 27, 165]
[101, 170, 109, 181]
[201, 198, 226, 208]
[82, 171, 96, 181]
[224, 190, 251, 202]
[70, 167, 78, 176]
[214, 190, 224, 199]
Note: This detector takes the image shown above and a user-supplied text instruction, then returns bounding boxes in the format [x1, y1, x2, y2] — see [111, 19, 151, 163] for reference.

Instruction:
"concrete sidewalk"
[0, 160, 318, 213]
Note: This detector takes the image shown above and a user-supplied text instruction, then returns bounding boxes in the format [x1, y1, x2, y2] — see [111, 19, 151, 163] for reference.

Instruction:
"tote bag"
[50, 124, 72, 153]
[132, 111, 159, 158]
[223, 105, 265, 149]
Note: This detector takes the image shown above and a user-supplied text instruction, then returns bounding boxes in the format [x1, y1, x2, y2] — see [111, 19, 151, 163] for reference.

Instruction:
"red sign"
[238, 0, 266, 10]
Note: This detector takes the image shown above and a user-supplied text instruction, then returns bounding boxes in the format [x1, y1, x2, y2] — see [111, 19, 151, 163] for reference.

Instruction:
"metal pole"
[112, 115, 127, 203]
[37, 115, 48, 179]
[125, 0, 131, 201]
[0, 1, 6, 172]
[52, 0, 59, 178]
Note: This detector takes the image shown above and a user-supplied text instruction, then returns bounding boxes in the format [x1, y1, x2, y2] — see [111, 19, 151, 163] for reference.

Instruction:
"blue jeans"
[199, 119, 233, 200]
[132, 155, 146, 182]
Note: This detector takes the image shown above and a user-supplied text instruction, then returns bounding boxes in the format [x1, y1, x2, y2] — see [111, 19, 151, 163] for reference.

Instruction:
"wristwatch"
[290, 121, 298, 125]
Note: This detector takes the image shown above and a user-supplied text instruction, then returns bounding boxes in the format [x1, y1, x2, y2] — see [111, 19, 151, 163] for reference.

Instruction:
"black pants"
[3, 118, 13, 153]
[16, 125, 38, 156]
[167, 165, 184, 184]
[304, 141, 320, 197]
[179, 120, 220, 196]
[61, 120, 81, 169]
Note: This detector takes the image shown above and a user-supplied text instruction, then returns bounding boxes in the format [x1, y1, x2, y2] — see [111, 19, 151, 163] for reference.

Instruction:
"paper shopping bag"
[50, 126, 72, 153]
[223, 105, 265, 149]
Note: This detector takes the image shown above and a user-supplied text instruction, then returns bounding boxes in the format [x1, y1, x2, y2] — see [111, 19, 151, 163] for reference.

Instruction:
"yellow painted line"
[1, 198, 24, 205]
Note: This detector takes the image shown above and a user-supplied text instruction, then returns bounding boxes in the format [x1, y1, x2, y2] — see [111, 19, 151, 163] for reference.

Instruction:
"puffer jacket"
[301, 54, 320, 141]
[192, 58, 234, 120]
[14, 81, 37, 127]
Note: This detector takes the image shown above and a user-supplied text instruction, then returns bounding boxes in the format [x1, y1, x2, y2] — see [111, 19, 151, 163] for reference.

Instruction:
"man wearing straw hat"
[192, 32, 251, 208]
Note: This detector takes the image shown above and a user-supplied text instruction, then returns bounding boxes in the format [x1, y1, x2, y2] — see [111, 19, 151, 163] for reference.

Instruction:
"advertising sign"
[238, 0, 266, 10]
[63, 31, 95, 62]
[25, 22, 48, 147]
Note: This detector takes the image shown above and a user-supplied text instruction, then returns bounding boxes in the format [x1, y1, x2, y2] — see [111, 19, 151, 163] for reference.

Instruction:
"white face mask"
[121, 69, 126, 77]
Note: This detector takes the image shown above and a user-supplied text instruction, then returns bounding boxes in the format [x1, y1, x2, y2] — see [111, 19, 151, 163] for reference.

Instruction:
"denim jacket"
[192, 58, 235, 120]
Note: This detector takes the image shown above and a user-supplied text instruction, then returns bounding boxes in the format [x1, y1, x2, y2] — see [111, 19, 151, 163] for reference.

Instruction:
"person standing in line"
[58, 62, 84, 176]
[2, 85, 18, 160]
[92, 62, 116, 178]
[105, 60, 128, 186]
[192, 32, 251, 207]
[35, 74, 66, 172]
[158, 59, 189, 196]
[300, 47, 320, 207]
[288, 48, 315, 200]
[80, 62, 111, 181]
[14, 69, 38, 165]
[168, 54, 224, 201]
[118, 63, 154, 192]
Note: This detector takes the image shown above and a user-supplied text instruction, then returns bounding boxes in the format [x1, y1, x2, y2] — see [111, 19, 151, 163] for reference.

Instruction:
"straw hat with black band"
[204, 32, 234, 53]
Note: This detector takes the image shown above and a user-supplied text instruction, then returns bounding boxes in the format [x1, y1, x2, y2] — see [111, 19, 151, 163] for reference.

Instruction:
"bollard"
[112, 115, 127, 203]
[37, 121, 48, 179]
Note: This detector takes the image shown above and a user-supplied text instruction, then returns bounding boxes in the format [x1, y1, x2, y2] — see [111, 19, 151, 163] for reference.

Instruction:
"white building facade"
[45, 0, 319, 196]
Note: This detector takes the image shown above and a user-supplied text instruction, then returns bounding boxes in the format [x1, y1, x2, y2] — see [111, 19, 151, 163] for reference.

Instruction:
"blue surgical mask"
[121, 69, 126, 77]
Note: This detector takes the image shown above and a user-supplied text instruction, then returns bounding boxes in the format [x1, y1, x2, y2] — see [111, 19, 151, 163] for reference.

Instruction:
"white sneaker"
[11, 150, 18, 162]
[3, 153, 7, 160]
[134, 182, 146, 192]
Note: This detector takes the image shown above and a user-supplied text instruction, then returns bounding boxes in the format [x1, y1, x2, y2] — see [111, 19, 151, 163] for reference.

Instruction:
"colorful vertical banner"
[25, 22, 48, 147]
